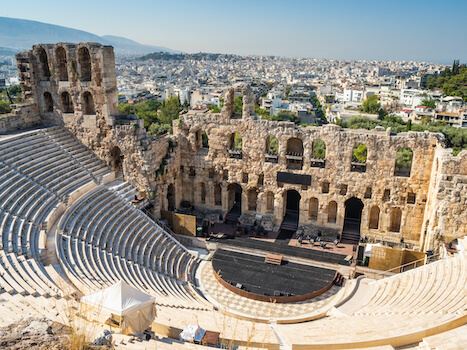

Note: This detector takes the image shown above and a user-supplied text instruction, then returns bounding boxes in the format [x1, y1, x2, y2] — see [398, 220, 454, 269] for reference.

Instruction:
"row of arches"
[167, 182, 404, 235]
[198, 129, 413, 175]
[37, 46, 92, 82]
[42, 91, 95, 115]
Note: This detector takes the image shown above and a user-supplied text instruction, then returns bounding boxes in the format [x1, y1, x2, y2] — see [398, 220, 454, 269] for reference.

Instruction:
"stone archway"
[342, 197, 364, 244]
[226, 183, 242, 223]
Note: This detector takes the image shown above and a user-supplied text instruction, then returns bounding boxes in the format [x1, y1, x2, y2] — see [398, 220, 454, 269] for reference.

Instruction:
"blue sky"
[2, 0, 467, 63]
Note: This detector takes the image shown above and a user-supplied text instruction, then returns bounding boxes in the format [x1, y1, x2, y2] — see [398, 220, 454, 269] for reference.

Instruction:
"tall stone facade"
[11, 43, 467, 252]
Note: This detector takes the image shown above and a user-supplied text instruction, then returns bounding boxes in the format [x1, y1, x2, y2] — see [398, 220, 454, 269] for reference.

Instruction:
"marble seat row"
[56, 185, 206, 309]
[355, 254, 467, 316]
[0, 127, 112, 298]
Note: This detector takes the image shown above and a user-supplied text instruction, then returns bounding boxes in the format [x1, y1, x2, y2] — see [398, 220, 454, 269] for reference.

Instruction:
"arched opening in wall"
[43, 92, 53, 112]
[200, 182, 206, 204]
[38, 48, 50, 80]
[248, 189, 257, 211]
[201, 131, 209, 148]
[394, 147, 413, 177]
[351, 143, 367, 172]
[283, 190, 300, 227]
[167, 184, 175, 211]
[286, 138, 304, 170]
[228, 132, 242, 159]
[233, 92, 243, 118]
[214, 184, 222, 206]
[227, 183, 242, 220]
[55, 47, 68, 81]
[109, 146, 123, 177]
[61, 92, 74, 113]
[390, 207, 402, 232]
[343, 197, 364, 243]
[311, 139, 326, 168]
[82, 91, 96, 115]
[265, 135, 279, 163]
[369, 206, 380, 230]
[78, 47, 92, 81]
[309, 197, 319, 220]
[266, 191, 274, 213]
[328, 201, 337, 223]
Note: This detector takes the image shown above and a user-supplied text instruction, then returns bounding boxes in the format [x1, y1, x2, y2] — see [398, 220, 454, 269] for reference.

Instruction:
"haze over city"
[2, 0, 467, 63]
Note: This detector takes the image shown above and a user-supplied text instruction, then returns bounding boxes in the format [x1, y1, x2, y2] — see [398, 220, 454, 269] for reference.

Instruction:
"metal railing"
[359, 253, 441, 280]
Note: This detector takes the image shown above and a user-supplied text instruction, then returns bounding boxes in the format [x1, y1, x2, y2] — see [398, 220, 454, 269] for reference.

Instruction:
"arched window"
[230, 132, 242, 150]
[61, 92, 74, 113]
[200, 183, 206, 204]
[202, 131, 209, 148]
[266, 191, 274, 212]
[328, 201, 337, 223]
[55, 47, 68, 81]
[309, 197, 319, 220]
[233, 93, 243, 118]
[214, 184, 222, 206]
[351, 143, 367, 172]
[38, 48, 50, 79]
[286, 137, 304, 170]
[395, 147, 413, 177]
[312, 139, 326, 159]
[229, 133, 243, 159]
[43, 92, 53, 112]
[78, 47, 92, 81]
[82, 91, 95, 115]
[369, 206, 380, 229]
[266, 135, 278, 154]
[390, 208, 402, 232]
[265, 135, 279, 163]
[248, 189, 257, 211]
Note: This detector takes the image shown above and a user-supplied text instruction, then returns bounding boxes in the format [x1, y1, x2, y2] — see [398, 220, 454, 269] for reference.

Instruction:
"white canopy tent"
[81, 280, 156, 334]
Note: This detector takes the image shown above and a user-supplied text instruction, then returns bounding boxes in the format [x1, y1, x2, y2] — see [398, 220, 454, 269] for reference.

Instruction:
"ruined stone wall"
[13, 43, 467, 250]
[422, 148, 467, 251]
[15, 43, 160, 196]
[172, 109, 440, 248]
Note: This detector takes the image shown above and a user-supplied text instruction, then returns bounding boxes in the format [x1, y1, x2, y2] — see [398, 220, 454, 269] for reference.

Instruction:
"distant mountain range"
[0, 17, 181, 55]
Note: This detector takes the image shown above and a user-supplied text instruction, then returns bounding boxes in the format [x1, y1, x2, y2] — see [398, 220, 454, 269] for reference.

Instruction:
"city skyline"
[2, 0, 467, 64]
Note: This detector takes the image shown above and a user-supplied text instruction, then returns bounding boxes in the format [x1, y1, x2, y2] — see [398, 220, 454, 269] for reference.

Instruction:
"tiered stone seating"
[56, 185, 207, 310]
[0, 127, 111, 298]
[276, 253, 467, 348]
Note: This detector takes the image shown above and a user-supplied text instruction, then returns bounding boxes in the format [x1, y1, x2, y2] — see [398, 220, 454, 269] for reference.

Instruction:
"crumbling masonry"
[3, 43, 467, 251]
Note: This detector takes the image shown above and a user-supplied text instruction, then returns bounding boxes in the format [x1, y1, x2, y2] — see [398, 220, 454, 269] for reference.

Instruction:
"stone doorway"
[277, 190, 301, 242]
[342, 197, 364, 244]
[226, 183, 242, 223]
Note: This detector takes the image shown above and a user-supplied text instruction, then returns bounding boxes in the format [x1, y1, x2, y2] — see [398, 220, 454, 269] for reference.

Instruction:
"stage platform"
[209, 235, 349, 265]
[212, 249, 336, 297]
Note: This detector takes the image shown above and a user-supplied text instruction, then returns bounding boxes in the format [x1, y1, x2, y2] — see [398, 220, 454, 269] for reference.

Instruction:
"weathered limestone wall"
[172, 108, 440, 248]
[422, 148, 467, 251]
[15, 43, 161, 197]
[13, 43, 467, 251]
[0, 103, 41, 133]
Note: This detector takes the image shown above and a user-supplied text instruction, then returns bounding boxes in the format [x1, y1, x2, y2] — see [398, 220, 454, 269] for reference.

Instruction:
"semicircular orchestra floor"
[197, 251, 349, 322]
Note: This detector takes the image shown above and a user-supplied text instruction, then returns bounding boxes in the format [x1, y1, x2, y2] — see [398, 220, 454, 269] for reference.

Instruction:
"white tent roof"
[81, 280, 156, 316]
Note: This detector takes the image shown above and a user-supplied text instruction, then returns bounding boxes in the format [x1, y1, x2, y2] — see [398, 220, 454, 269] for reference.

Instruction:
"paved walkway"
[196, 261, 350, 323]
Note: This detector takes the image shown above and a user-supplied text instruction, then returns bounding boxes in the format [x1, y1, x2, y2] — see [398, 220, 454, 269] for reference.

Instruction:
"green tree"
[395, 147, 413, 169]
[0, 100, 11, 114]
[360, 95, 380, 114]
[234, 95, 243, 115]
[313, 139, 326, 158]
[352, 143, 368, 163]
[420, 98, 436, 109]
